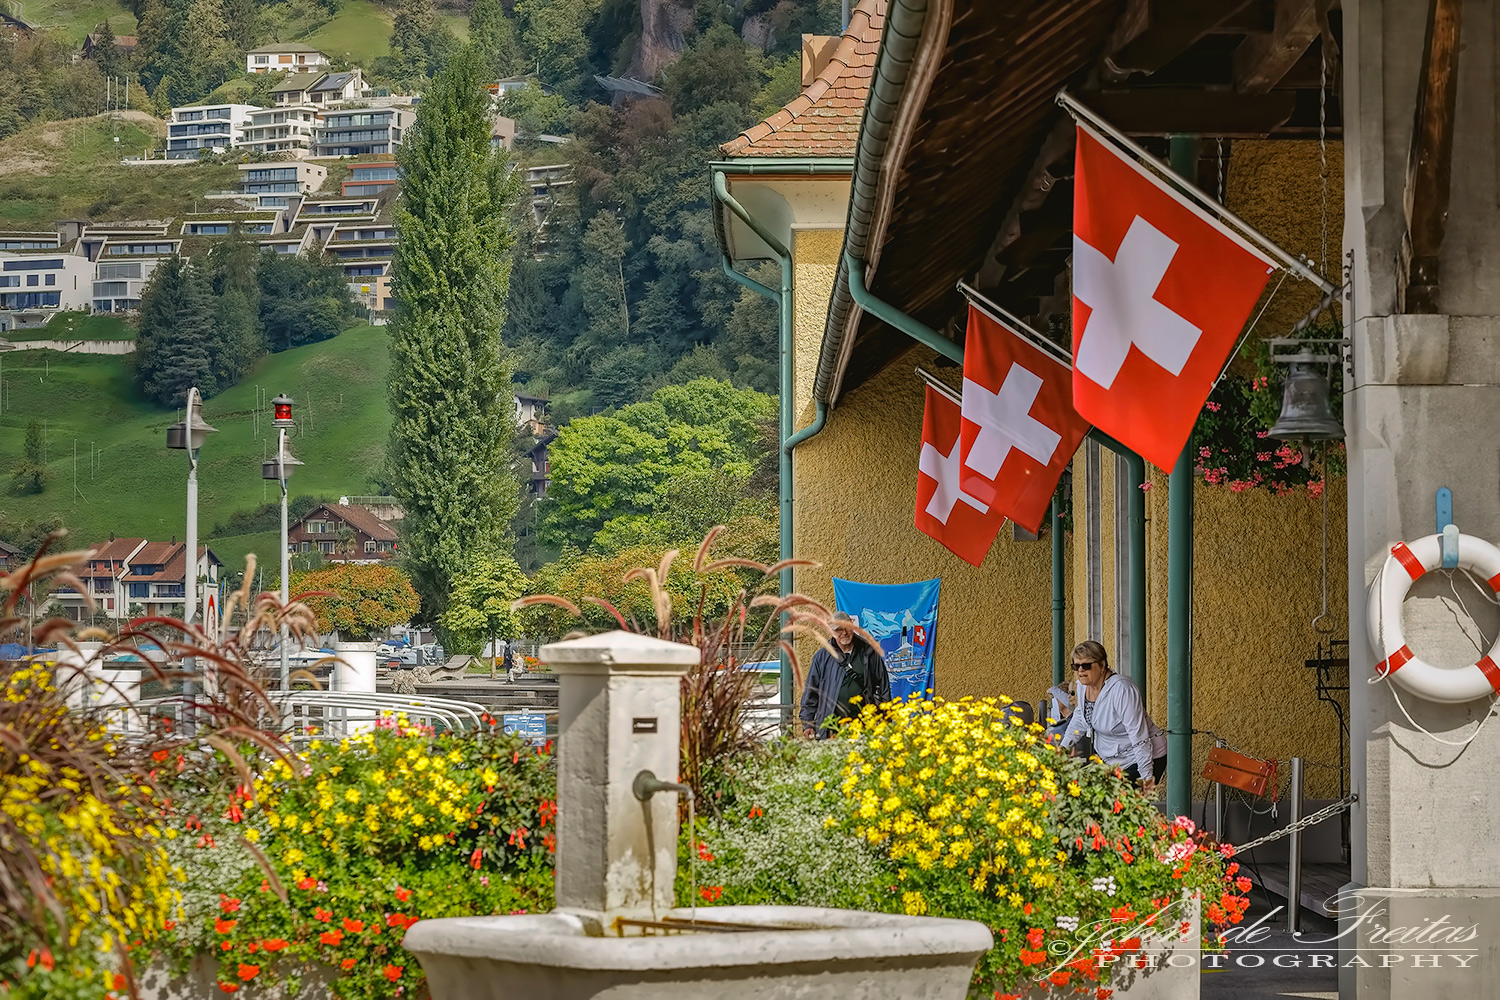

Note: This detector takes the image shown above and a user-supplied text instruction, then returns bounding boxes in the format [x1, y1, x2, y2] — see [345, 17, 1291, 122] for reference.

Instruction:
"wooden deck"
[1246, 863, 1351, 917]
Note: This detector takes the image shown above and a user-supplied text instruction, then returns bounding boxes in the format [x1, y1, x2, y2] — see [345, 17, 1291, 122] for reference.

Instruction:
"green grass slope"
[0, 116, 241, 225]
[13, 0, 136, 42]
[0, 326, 393, 578]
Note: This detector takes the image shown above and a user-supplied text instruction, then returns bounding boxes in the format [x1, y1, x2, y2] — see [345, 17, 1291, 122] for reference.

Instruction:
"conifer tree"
[135, 255, 217, 406]
[386, 46, 521, 622]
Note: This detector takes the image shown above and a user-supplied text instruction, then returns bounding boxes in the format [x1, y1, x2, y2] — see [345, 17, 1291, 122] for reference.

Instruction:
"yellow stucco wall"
[788, 227, 1071, 701]
[1068, 139, 1350, 799]
[781, 139, 1348, 801]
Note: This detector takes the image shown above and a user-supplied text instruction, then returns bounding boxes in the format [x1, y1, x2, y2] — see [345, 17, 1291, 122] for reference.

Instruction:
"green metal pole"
[1052, 497, 1065, 688]
[1166, 134, 1199, 818]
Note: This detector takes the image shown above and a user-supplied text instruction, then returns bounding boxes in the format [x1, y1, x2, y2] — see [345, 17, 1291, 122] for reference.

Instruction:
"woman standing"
[1059, 640, 1167, 793]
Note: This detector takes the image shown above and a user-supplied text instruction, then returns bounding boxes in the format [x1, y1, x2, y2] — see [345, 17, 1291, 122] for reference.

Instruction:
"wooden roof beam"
[1399, 0, 1462, 313]
[1233, 0, 1321, 94]
[1104, 0, 1259, 82]
[1077, 88, 1296, 138]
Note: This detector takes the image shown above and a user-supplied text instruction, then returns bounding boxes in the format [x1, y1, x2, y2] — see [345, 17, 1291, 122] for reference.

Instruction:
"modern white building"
[90, 256, 164, 314]
[307, 70, 368, 106]
[239, 105, 319, 156]
[238, 161, 327, 198]
[246, 42, 330, 75]
[165, 104, 256, 159]
[312, 107, 414, 157]
[0, 250, 92, 331]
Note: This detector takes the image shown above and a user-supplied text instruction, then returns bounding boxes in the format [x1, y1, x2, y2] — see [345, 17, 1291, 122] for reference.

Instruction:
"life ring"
[1367, 533, 1500, 703]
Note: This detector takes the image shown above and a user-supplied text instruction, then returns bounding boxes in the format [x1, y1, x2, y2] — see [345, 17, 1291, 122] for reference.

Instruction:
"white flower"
[1091, 875, 1117, 896]
[1055, 915, 1080, 931]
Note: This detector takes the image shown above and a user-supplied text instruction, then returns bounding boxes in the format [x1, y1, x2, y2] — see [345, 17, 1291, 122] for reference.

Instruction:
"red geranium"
[262, 939, 289, 952]
[395, 887, 411, 903]
[214, 918, 237, 934]
[314, 907, 332, 922]
[319, 929, 344, 946]
[342, 917, 365, 933]
[237, 964, 259, 982]
[383, 965, 403, 981]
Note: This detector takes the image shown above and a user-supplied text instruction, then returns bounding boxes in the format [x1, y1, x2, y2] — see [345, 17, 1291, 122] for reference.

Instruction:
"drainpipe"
[846, 254, 963, 363]
[711, 169, 796, 727]
[1166, 135, 1199, 818]
[785, 401, 828, 453]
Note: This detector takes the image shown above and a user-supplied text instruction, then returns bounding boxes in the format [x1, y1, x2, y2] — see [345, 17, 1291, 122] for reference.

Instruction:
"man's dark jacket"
[799, 639, 892, 737]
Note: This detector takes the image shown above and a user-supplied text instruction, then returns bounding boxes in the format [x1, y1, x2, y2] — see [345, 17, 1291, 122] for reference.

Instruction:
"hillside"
[0, 114, 242, 225]
[0, 327, 393, 582]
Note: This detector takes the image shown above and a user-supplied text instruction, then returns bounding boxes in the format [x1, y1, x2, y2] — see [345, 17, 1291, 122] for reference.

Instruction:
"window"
[0, 276, 16, 287]
[94, 282, 129, 297]
[97, 263, 142, 279]
[299, 541, 310, 552]
[44, 274, 55, 286]
[129, 583, 149, 598]
[254, 55, 268, 65]
[3, 258, 65, 271]
[319, 541, 335, 554]
[25, 275, 38, 287]
[365, 541, 376, 552]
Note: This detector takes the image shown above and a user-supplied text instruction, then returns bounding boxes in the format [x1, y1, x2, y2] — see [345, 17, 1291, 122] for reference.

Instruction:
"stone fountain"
[402, 630, 994, 999]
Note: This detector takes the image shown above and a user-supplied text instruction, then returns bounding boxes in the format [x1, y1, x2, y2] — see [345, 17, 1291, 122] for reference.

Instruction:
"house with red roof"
[288, 503, 398, 562]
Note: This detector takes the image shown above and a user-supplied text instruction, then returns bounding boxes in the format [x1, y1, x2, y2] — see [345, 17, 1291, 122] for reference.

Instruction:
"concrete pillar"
[544, 630, 698, 919]
[1344, 1, 1500, 995]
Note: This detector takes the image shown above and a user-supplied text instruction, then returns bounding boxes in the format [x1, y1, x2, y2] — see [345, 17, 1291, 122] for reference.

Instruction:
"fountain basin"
[404, 904, 994, 999]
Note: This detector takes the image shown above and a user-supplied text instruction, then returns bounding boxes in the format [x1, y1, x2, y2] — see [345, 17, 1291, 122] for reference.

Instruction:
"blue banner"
[832, 577, 941, 702]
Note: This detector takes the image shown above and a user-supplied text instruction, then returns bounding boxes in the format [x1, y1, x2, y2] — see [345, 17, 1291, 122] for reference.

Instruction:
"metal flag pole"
[1055, 89, 1334, 293]
[956, 280, 1074, 368]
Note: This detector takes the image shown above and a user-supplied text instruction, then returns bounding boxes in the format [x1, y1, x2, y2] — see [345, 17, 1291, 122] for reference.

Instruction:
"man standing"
[800, 611, 892, 739]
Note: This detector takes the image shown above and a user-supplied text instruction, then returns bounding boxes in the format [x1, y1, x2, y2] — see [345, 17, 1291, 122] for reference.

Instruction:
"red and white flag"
[1071, 123, 1275, 471]
[958, 305, 1090, 534]
[915, 385, 1005, 567]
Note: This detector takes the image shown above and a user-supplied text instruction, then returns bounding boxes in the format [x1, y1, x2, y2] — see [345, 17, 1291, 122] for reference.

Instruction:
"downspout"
[1052, 497, 1065, 688]
[846, 255, 962, 363]
[711, 169, 794, 726]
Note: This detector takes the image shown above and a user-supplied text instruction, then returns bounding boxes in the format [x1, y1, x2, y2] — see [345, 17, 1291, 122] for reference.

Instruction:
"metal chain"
[1216, 138, 1225, 204]
[1229, 794, 1357, 854]
[1319, 46, 1329, 277]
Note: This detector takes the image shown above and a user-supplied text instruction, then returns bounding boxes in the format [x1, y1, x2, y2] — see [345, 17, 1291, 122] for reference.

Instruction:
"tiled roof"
[298, 503, 399, 542]
[310, 72, 354, 93]
[720, 0, 885, 158]
[272, 72, 326, 93]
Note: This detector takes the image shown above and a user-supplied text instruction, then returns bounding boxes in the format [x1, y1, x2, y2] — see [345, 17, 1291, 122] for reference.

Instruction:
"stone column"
[544, 630, 698, 919]
[1344, 1, 1500, 996]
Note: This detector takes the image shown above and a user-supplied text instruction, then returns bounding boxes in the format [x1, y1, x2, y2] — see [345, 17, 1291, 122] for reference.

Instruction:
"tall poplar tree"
[386, 46, 521, 622]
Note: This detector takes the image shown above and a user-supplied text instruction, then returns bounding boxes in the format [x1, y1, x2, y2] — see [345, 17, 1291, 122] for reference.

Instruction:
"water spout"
[632, 770, 693, 802]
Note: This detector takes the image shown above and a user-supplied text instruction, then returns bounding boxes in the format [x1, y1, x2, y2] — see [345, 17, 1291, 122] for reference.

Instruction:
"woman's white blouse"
[1060, 673, 1166, 777]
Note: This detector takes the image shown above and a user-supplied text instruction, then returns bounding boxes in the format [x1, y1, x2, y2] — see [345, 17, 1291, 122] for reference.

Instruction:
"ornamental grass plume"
[0, 538, 298, 992]
[516, 526, 839, 802]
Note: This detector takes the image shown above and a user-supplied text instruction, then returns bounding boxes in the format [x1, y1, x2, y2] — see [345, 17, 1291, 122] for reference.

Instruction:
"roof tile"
[720, 0, 885, 158]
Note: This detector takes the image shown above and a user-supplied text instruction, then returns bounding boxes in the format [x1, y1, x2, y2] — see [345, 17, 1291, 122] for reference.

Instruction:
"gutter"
[709, 159, 852, 728]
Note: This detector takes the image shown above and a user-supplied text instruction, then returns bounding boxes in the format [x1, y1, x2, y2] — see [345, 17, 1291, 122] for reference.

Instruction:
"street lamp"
[166, 387, 217, 730]
[262, 395, 302, 690]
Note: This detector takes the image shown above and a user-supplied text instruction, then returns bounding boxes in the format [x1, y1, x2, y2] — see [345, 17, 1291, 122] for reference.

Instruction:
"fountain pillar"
[546, 630, 698, 918]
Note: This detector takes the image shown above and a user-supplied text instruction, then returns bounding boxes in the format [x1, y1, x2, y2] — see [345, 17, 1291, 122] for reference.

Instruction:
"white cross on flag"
[1072, 123, 1276, 471]
[915, 385, 1006, 567]
[959, 305, 1090, 534]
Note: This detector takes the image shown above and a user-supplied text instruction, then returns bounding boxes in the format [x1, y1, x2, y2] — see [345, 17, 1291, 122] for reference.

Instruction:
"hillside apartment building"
[54, 538, 222, 623]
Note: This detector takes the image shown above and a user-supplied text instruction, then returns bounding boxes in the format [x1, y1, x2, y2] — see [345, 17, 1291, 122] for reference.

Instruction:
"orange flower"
[395, 887, 411, 903]
[698, 885, 723, 903]
[1049, 970, 1072, 987]
[214, 918, 237, 934]
[387, 912, 407, 929]
[262, 939, 289, 952]
[319, 929, 343, 946]
[297, 877, 317, 890]
[218, 983, 240, 994]
[220, 895, 242, 913]
[383, 965, 403, 981]
[342, 918, 364, 933]
[1026, 927, 1044, 948]
[1019, 949, 1047, 967]
[237, 964, 260, 982]
[340, 959, 357, 971]
[220, 941, 233, 952]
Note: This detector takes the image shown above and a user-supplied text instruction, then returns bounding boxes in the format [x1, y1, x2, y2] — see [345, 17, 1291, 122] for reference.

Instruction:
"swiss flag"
[958, 305, 1090, 534]
[915, 386, 1006, 567]
[1071, 123, 1275, 471]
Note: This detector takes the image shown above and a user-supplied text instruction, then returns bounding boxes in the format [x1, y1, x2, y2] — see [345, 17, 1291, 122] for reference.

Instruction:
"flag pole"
[955, 281, 1074, 369]
[1056, 90, 1334, 294]
[914, 367, 962, 404]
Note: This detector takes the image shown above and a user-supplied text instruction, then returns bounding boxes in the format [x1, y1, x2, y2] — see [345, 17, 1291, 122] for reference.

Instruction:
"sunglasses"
[1071, 661, 1100, 671]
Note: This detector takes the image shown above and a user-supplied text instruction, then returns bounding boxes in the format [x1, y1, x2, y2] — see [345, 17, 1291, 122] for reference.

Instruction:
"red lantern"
[272, 394, 294, 428]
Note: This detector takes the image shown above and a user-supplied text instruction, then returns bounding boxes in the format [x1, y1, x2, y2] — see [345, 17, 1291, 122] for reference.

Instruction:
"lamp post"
[166, 387, 217, 731]
[263, 395, 301, 691]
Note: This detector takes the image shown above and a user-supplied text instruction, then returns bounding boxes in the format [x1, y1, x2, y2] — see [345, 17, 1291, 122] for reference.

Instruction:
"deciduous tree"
[437, 555, 528, 656]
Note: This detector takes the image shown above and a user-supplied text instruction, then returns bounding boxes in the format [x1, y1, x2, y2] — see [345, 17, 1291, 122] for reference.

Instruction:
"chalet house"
[51, 537, 219, 621]
[288, 503, 397, 562]
[0, 539, 22, 573]
[246, 42, 330, 75]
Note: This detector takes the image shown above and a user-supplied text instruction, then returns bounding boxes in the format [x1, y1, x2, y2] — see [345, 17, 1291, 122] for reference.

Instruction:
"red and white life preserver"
[1367, 533, 1500, 703]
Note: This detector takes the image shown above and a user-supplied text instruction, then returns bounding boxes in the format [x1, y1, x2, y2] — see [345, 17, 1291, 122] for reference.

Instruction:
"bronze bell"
[1268, 363, 1344, 442]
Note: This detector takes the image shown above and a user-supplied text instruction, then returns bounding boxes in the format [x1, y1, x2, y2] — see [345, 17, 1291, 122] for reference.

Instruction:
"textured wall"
[789, 228, 1070, 703]
[792, 229, 843, 425]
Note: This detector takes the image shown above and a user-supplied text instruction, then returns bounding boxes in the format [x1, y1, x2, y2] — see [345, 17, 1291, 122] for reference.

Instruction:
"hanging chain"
[1228, 795, 1358, 854]
[1319, 45, 1329, 278]
[1216, 138, 1225, 204]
